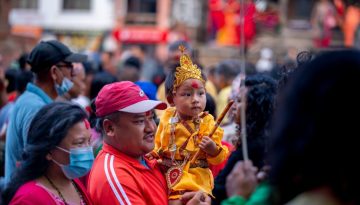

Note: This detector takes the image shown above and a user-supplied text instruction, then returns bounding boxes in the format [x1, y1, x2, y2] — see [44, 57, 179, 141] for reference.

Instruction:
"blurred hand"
[199, 136, 217, 156]
[181, 191, 211, 205]
[68, 75, 85, 99]
[226, 160, 258, 199]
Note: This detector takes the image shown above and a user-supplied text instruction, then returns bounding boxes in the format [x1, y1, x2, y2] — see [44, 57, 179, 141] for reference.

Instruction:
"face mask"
[52, 146, 94, 179]
[55, 77, 74, 96]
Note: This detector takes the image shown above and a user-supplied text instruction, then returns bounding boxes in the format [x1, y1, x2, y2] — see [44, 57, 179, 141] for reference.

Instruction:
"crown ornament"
[173, 45, 205, 92]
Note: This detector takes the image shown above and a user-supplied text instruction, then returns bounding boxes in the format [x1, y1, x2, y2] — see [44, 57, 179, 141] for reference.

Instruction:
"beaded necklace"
[45, 175, 85, 205]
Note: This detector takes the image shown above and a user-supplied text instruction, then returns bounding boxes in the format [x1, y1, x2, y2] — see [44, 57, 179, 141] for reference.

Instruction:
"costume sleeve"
[207, 126, 229, 165]
[154, 116, 164, 152]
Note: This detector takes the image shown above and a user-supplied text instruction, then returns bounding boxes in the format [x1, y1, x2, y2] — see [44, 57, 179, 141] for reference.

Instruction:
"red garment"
[7, 91, 18, 102]
[235, 2, 256, 46]
[209, 141, 234, 178]
[88, 143, 168, 205]
[9, 179, 93, 205]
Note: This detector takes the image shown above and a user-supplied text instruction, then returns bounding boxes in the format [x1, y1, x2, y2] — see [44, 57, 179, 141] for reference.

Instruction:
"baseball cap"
[95, 81, 167, 117]
[27, 40, 87, 72]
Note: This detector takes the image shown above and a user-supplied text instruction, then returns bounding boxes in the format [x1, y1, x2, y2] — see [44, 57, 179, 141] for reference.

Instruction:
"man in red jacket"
[88, 81, 210, 205]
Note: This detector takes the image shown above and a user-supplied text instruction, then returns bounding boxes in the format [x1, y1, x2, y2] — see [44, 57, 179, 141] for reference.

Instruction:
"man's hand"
[181, 191, 211, 205]
[199, 136, 218, 156]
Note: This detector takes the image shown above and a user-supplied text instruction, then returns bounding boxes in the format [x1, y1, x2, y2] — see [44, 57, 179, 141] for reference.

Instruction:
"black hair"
[164, 63, 206, 104]
[277, 51, 313, 92]
[16, 70, 34, 94]
[90, 72, 117, 100]
[212, 73, 277, 205]
[1, 102, 87, 204]
[215, 60, 240, 80]
[17, 53, 28, 71]
[244, 74, 277, 140]
[82, 61, 95, 76]
[5, 69, 19, 93]
[269, 50, 360, 204]
[123, 56, 142, 71]
[205, 93, 216, 118]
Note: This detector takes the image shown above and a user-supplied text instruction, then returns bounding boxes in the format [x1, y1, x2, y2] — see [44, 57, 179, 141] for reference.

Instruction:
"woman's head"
[269, 50, 360, 204]
[2, 102, 89, 204]
[26, 102, 89, 164]
[233, 74, 277, 138]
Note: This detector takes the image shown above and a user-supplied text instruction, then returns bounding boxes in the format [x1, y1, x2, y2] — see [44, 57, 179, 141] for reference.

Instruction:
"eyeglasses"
[56, 64, 74, 70]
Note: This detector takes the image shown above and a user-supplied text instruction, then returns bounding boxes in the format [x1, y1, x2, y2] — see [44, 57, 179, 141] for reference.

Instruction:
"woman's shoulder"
[10, 181, 55, 205]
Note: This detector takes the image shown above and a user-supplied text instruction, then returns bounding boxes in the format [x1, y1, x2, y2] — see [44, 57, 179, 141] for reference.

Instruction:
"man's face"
[107, 111, 157, 158]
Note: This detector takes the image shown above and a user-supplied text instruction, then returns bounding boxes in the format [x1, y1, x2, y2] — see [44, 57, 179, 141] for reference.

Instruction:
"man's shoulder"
[12, 90, 48, 115]
[91, 152, 138, 177]
[88, 152, 144, 191]
[16, 90, 46, 106]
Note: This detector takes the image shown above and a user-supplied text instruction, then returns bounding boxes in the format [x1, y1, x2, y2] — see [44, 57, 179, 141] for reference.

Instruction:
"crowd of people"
[0, 33, 359, 205]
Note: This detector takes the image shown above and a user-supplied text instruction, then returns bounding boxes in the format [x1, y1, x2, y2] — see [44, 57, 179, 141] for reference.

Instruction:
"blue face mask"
[55, 77, 74, 96]
[53, 146, 94, 179]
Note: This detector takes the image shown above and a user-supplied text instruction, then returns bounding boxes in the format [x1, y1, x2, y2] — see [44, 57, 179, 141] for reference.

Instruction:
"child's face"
[173, 79, 206, 120]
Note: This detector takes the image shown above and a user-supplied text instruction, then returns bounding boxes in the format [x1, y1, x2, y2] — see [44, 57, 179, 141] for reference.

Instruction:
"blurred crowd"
[0, 1, 360, 204]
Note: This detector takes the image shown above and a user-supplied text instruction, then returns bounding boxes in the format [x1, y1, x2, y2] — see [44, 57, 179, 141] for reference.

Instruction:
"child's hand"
[145, 151, 159, 160]
[144, 153, 154, 160]
[199, 136, 218, 156]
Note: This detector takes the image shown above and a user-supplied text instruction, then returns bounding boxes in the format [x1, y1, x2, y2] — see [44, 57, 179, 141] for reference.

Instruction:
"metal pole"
[239, 0, 248, 161]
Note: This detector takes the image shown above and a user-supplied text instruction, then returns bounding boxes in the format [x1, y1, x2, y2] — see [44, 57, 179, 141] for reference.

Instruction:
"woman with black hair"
[268, 50, 360, 205]
[224, 50, 360, 205]
[1, 102, 93, 205]
[212, 74, 277, 205]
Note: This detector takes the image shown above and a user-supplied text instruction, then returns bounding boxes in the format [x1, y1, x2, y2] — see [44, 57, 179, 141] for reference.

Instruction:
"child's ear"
[166, 95, 174, 106]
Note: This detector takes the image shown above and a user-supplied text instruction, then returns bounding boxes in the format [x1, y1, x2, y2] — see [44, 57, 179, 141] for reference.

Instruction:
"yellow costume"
[153, 45, 228, 199]
[154, 107, 229, 199]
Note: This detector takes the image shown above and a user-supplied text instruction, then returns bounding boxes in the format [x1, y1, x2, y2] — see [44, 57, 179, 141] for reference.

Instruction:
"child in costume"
[153, 45, 229, 204]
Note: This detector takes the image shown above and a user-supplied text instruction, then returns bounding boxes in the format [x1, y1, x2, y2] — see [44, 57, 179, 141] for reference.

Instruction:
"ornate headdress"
[173, 45, 205, 92]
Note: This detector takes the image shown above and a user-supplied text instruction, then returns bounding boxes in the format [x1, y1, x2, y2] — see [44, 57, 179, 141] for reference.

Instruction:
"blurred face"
[68, 63, 86, 98]
[233, 87, 247, 125]
[173, 79, 206, 120]
[105, 111, 157, 159]
[55, 61, 74, 81]
[214, 73, 226, 90]
[49, 120, 91, 165]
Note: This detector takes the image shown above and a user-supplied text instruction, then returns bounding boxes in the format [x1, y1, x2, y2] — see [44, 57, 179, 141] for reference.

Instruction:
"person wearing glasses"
[4, 40, 87, 185]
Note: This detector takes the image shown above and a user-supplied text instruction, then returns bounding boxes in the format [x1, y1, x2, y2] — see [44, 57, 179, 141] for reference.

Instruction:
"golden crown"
[173, 45, 205, 92]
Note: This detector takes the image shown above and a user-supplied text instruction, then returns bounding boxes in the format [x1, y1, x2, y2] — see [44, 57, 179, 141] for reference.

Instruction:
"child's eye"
[181, 92, 191, 97]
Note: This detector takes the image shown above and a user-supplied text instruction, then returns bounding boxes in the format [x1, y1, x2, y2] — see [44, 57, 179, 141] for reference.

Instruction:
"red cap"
[95, 81, 167, 117]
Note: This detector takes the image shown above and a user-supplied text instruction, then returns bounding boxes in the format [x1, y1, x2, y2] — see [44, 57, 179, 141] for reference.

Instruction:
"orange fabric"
[87, 143, 168, 205]
[344, 6, 360, 47]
